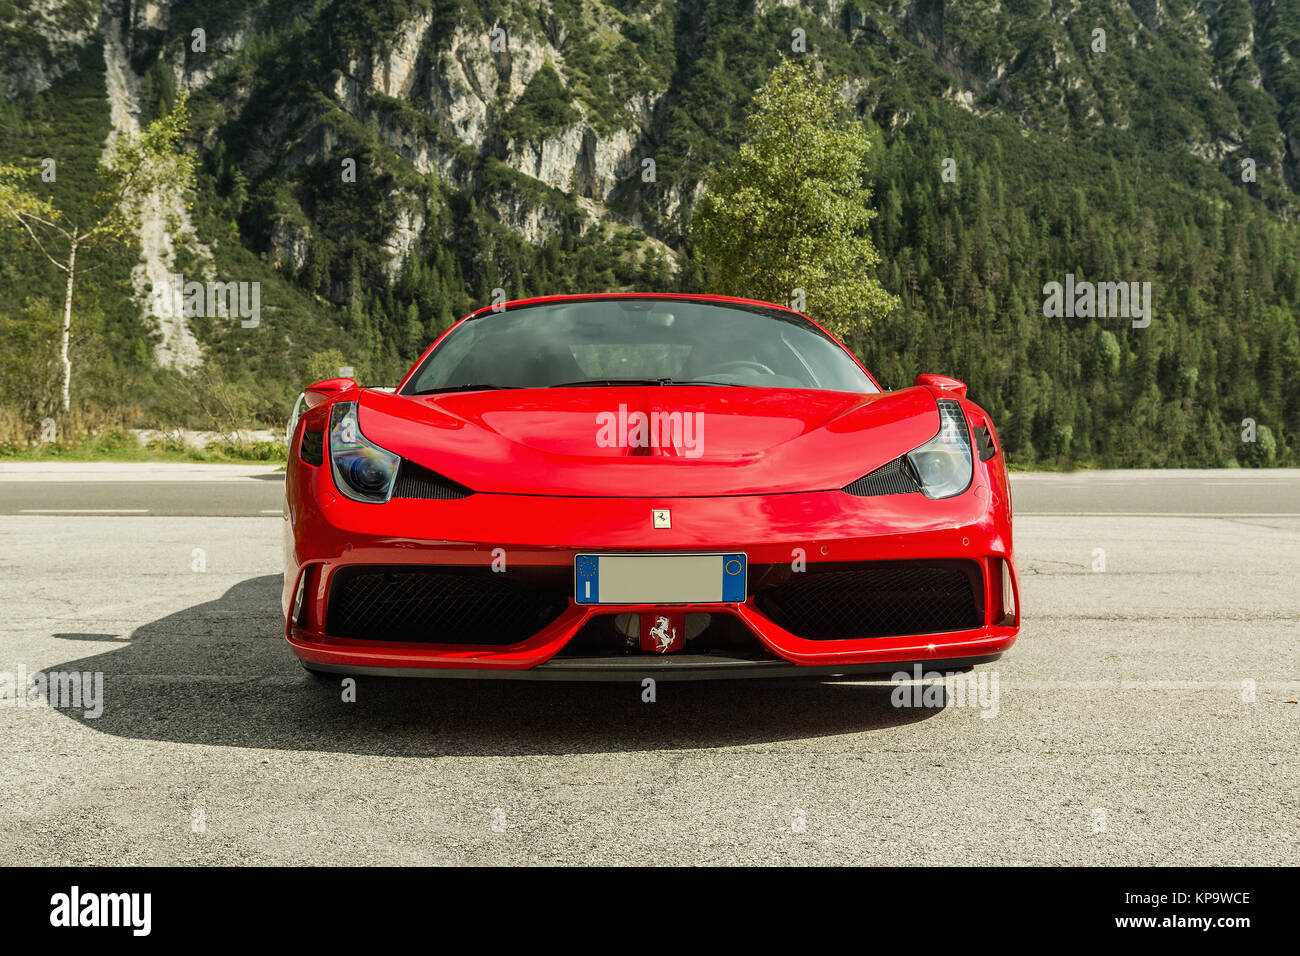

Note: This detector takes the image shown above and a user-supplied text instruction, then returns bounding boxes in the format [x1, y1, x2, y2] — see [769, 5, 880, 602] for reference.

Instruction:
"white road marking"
[0, 462, 284, 482]
[1020, 512, 1300, 517]
[1199, 481, 1289, 485]
[19, 508, 149, 514]
[881, 678, 1300, 693]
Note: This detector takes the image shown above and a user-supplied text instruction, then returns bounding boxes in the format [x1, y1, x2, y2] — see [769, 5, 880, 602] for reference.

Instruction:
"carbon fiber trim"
[392, 460, 473, 499]
[300, 653, 1004, 681]
[299, 429, 324, 466]
[843, 456, 922, 496]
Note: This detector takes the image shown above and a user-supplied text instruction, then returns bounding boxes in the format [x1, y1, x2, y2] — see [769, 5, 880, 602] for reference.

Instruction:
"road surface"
[0, 465, 1295, 864]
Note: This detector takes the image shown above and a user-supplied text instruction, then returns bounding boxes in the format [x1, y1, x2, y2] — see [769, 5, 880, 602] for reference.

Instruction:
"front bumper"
[283, 474, 1020, 680]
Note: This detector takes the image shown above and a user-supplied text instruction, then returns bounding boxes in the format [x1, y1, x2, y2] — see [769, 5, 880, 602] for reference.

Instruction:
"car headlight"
[329, 401, 399, 503]
[906, 399, 973, 499]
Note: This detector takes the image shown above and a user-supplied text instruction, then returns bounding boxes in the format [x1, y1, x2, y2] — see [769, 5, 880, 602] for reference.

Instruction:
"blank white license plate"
[574, 553, 746, 605]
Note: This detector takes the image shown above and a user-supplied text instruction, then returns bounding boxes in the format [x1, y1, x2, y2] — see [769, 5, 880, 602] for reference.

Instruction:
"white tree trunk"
[60, 240, 76, 413]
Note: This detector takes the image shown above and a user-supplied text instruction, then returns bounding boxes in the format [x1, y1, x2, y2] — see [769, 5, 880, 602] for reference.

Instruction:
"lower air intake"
[754, 560, 983, 640]
[327, 566, 568, 645]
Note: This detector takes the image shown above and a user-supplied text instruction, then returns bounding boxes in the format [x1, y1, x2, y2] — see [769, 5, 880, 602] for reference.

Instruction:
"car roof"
[458, 292, 806, 322]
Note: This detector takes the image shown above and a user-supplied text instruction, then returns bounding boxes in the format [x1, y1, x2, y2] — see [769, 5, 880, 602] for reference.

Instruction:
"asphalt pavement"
[0, 466, 1295, 864]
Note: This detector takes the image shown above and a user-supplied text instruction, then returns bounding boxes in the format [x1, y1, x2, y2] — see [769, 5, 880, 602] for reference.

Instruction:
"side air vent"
[844, 456, 922, 497]
[300, 429, 324, 466]
[973, 425, 996, 461]
[392, 459, 473, 499]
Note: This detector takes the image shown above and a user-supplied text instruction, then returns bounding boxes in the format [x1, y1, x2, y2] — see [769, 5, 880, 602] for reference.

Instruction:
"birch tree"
[0, 95, 195, 412]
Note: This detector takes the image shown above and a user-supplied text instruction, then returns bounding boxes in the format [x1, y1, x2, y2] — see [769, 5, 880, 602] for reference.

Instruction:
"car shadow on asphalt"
[47, 574, 947, 756]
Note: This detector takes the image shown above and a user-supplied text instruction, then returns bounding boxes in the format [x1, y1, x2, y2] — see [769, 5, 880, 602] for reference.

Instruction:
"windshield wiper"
[666, 379, 745, 387]
[550, 378, 664, 387]
[549, 377, 743, 388]
[411, 383, 523, 395]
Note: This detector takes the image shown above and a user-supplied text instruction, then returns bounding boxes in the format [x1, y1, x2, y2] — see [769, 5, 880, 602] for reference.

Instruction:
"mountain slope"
[0, 0, 1297, 465]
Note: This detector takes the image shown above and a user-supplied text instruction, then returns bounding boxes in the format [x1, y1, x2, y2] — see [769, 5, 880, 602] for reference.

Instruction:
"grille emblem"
[649, 615, 677, 652]
[652, 509, 671, 529]
[641, 611, 685, 653]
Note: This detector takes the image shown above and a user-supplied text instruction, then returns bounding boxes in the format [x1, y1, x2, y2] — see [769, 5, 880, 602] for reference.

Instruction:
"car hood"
[355, 386, 940, 497]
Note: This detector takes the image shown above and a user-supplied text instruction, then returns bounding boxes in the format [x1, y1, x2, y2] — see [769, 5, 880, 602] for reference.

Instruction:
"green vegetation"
[859, 103, 1300, 468]
[2, 436, 287, 463]
[501, 64, 578, 141]
[1, 95, 197, 410]
[694, 60, 898, 338]
[0, 402, 286, 462]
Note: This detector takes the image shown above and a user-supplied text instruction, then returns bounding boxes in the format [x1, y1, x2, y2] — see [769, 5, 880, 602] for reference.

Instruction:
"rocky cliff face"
[74, 1, 675, 284]
[0, 0, 98, 98]
[101, 0, 206, 369]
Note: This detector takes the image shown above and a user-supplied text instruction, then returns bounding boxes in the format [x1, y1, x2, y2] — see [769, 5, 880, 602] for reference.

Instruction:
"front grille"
[753, 560, 983, 640]
[844, 456, 921, 496]
[392, 459, 473, 499]
[326, 566, 569, 644]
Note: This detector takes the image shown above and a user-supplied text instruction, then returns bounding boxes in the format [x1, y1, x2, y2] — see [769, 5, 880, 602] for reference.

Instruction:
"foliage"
[693, 59, 899, 337]
[305, 349, 349, 383]
[1, 0, 1298, 467]
[857, 102, 1300, 468]
[0, 93, 196, 410]
[501, 64, 578, 142]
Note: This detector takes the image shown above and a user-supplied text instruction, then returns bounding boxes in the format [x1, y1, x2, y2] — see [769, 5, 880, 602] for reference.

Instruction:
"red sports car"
[282, 293, 1019, 680]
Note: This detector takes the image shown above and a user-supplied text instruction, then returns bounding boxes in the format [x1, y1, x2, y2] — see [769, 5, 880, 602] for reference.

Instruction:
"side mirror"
[303, 377, 358, 408]
[913, 373, 967, 397]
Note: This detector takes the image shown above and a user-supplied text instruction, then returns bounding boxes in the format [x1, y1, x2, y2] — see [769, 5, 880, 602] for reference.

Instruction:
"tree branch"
[8, 211, 69, 273]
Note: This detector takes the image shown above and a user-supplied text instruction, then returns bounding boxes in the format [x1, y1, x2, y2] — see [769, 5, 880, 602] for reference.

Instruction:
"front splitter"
[301, 652, 1004, 682]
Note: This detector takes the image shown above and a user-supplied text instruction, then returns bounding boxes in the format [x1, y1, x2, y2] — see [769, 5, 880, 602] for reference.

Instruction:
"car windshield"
[402, 298, 878, 394]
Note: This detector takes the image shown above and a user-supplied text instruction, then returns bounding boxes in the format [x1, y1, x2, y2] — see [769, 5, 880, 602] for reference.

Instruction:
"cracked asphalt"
[0, 467, 1296, 864]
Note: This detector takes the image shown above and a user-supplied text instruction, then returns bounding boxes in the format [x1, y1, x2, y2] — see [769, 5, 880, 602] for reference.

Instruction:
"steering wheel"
[702, 360, 777, 377]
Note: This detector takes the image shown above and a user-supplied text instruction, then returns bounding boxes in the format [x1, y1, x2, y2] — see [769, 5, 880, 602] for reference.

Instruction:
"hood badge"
[652, 509, 671, 529]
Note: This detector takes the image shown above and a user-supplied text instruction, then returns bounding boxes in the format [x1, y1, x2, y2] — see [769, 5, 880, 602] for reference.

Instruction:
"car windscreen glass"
[402, 299, 878, 394]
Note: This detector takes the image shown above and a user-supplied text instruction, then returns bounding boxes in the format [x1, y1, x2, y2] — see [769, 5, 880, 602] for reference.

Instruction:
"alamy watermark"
[890, 664, 1000, 718]
[0, 665, 104, 718]
[49, 887, 150, 936]
[150, 272, 260, 328]
[595, 404, 705, 458]
[1043, 274, 1152, 328]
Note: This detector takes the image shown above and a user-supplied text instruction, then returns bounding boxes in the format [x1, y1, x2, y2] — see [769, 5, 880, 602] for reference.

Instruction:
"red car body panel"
[282, 293, 1020, 679]
[357, 385, 940, 497]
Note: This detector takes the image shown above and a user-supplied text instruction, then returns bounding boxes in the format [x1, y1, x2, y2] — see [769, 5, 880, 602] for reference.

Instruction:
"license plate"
[574, 553, 746, 605]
